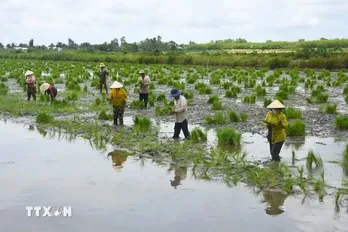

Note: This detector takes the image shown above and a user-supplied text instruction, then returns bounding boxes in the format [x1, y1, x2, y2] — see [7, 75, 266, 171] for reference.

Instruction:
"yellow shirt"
[110, 88, 128, 107]
[263, 111, 288, 144]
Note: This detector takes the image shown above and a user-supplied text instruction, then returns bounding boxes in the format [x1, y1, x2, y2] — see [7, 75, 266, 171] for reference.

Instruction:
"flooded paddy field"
[1, 59, 348, 231]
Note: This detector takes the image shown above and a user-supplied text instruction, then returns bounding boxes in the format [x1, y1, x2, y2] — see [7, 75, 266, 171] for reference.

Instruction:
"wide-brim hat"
[139, 70, 145, 74]
[99, 63, 106, 68]
[266, 100, 285, 109]
[110, 81, 123, 88]
[40, 83, 50, 92]
[25, 70, 34, 76]
[169, 88, 181, 98]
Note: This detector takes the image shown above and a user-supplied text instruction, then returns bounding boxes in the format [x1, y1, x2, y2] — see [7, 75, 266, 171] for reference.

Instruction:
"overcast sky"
[1, 0, 348, 45]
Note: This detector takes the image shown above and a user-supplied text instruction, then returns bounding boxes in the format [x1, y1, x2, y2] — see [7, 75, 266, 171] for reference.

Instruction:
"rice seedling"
[240, 113, 248, 122]
[183, 91, 193, 100]
[133, 115, 152, 133]
[204, 112, 226, 124]
[1, 77, 8, 82]
[190, 128, 207, 143]
[212, 99, 223, 110]
[324, 104, 337, 114]
[98, 109, 112, 120]
[155, 105, 172, 116]
[216, 128, 241, 147]
[287, 119, 306, 137]
[343, 85, 348, 95]
[343, 145, 348, 176]
[130, 100, 144, 109]
[0, 83, 8, 95]
[207, 95, 219, 104]
[228, 110, 240, 122]
[254, 85, 266, 96]
[156, 93, 166, 102]
[306, 150, 323, 169]
[36, 111, 54, 124]
[84, 85, 88, 92]
[225, 89, 237, 98]
[243, 95, 256, 104]
[335, 116, 348, 130]
[317, 93, 329, 103]
[67, 91, 79, 101]
[275, 90, 288, 100]
[285, 107, 302, 119]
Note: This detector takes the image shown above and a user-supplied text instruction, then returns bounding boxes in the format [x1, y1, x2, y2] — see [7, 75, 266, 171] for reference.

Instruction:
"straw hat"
[110, 81, 123, 89]
[25, 70, 34, 76]
[99, 63, 106, 68]
[139, 70, 145, 74]
[40, 83, 50, 92]
[266, 100, 285, 109]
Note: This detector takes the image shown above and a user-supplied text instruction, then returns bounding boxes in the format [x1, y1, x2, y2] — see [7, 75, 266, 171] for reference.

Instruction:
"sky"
[1, 0, 348, 45]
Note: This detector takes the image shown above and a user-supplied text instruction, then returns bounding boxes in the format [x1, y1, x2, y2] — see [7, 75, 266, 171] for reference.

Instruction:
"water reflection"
[261, 189, 287, 216]
[107, 150, 129, 172]
[169, 166, 188, 189]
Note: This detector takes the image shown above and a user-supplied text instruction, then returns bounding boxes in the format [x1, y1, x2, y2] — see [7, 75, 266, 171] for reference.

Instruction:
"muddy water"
[1, 121, 348, 232]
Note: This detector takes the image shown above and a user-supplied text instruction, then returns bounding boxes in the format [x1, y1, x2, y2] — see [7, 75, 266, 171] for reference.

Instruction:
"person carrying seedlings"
[137, 70, 150, 109]
[40, 83, 58, 101]
[263, 100, 288, 162]
[109, 81, 128, 126]
[25, 70, 36, 101]
[99, 63, 109, 94]
[169, 88, 190, 140]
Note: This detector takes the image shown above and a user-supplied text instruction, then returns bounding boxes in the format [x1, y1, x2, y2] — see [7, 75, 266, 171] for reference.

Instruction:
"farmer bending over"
[109, 81, 128, 126]
[99, 63, 109, 94]
[41, 83, 58, 101]
[25, 70, 36, 101]
[169, 88, 190, 140]
[263, 100, 288, 162]
[137, 70, 150, 108]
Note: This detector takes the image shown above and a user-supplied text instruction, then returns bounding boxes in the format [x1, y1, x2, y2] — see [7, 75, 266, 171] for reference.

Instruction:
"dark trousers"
[100, 80, 108, 93]
[113, 106, 125, 125]
[27, 86, 36, 101]
[269, 141, 284, 161]
[173, 119, 190, 139]
[139, 93, 148, 108]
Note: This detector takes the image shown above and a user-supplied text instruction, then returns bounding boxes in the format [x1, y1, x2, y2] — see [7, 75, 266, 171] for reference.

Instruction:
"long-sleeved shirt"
[110, 88, 128, 107]
[263, 111, 288, 144]
[137, 76, 150, 94]
[26, 75, 36, 87]
[173, 95, 188, 123]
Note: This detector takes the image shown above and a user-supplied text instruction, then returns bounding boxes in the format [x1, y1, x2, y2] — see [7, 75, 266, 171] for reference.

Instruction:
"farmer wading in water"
[25, 70, 36, 101]
[99, 63, 109, 94]
[137, 70, 150, 109]
[263, 100, 288, 162]
[109, 81, 128, 126]
[169, 88, 190, 140]
[40, 83, 58, 101]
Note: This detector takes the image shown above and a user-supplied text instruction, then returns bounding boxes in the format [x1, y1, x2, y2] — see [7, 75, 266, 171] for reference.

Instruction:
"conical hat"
[266, 100, 285, 109]
[40, 83, 50, 92]
[99, 63, 106, 68]
[110, 81, 123, 88]
[25, 70, 34, 76]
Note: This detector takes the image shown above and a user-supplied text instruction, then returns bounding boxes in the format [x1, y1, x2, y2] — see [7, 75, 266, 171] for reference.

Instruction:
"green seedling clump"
[155, 105, 172, 116]
[306, 150, 323, 169]
[191, 128, 207, 143]
[204, 112, 226, 125]
[335, 116, 348, 130]
[264, 98, 272, 108]
[285, 107, 302, 119]
[156, 93, 166, 102]
[36, 111, 54, 124]
[134, 115, 152, 132]
[183, 91, 194, 100]
[240, 113, 248, 122]
[228, 110, 240, 122]
[254, 85, 266, 96]
[207, 95, 219, 104]
[212, 99, 223, 110]
[0, 83, 8, 95]
[130, 100, 144, 109]
[217, 127, 241, 147]
[325, 104, 337, 114]
[243, 95, 256, 104]
[98, 109, 112, 120]
[287, 119, 306, 137]
[225, 90, 237, 98]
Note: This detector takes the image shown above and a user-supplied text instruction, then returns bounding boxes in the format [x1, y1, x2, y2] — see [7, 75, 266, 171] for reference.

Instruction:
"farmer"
[25, 70, 36, 101]
[109, 81, 128, 126]
[99, 63, 109, 94]
[263, 100, 288, 162]
[40, 83, 58, 101]
[169, 88, 190, 140]
[137, 70, 150, 108]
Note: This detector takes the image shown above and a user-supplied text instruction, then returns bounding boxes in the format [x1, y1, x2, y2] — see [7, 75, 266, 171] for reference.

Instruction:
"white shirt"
[174, 95, 188, 123]
[138, 76, 151, 94]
